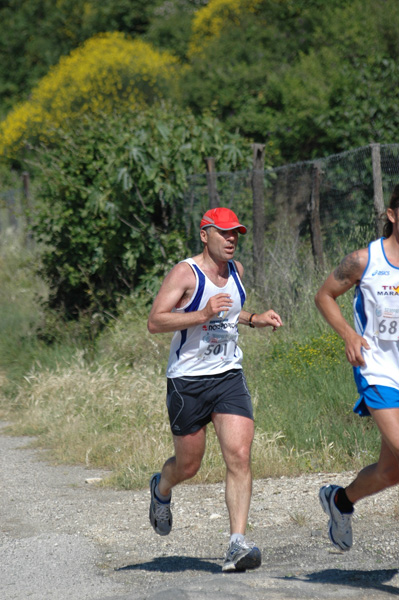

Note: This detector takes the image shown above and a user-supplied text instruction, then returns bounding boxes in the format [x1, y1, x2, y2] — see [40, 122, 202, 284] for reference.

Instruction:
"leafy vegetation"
[29, 105, 251, 318]
[181, 0, 399, 162]
[0, 32, 179, 156]
[0, 0, 394, 488]
[2, 0, 399, 162]
[0, 0, 160, 117]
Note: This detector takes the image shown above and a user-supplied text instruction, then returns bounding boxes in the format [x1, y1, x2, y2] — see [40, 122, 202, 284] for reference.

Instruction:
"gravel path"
[1, 423, 399, 599]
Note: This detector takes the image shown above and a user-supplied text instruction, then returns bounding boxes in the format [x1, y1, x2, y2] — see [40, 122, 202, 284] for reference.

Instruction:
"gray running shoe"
[222, 539, 262, 572]
[319, 484, 353, 551]
[149, 473, 172, 536]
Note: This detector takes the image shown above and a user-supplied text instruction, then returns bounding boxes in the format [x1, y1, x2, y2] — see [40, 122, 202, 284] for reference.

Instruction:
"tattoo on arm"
[333, 252, 360, 283]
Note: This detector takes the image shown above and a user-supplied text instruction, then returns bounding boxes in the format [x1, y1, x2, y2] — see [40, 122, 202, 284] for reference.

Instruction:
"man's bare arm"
[238, 309, 283, 330]
[315, 248, 370, 366]
[332, 250, 364, 289]
[147, 263, 234, 334]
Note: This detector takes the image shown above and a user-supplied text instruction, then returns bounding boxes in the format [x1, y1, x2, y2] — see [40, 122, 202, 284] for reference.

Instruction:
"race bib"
[374, 304, 399, 341]
[200, 321, 238, 361]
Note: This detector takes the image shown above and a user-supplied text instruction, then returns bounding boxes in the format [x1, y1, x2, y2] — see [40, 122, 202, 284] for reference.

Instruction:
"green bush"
[30, 104, 252, 319]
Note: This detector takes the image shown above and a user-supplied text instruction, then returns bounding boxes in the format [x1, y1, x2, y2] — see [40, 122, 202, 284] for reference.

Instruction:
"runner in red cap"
[147, 207, 283, 572]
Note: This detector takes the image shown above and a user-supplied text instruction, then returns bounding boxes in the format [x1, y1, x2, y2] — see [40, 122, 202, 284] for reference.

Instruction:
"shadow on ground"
[116, 556, 221, 574]
[283, 568, 399, 596]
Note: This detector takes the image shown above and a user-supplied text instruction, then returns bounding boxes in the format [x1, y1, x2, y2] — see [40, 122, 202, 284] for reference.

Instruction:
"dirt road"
[1, 424, 399, 599]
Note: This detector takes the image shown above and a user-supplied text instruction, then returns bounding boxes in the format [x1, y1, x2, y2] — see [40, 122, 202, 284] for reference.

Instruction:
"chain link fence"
[2, 145, 399, 309]
[184, 144, 399, 299]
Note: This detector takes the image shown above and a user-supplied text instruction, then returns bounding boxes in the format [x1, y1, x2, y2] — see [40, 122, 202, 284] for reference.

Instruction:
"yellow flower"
[0, 32, 179, 157]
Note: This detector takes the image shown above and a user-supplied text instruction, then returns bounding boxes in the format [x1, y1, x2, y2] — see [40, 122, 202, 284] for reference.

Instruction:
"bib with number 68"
[374, 304, 399, 341]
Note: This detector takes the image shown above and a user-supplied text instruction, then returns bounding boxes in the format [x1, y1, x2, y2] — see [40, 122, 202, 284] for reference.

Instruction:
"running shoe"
[319, 484, 353, 551]
[222, 539, 262, 572]
[149, 473, 172, 536]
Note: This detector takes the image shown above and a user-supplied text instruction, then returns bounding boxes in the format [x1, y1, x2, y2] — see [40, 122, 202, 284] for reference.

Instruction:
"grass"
[0, 229, 381, 490]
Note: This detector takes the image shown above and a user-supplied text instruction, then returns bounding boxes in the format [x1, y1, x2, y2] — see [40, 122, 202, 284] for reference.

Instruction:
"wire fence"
[184, 143, 399, 293]
[2, 144, 399, 301]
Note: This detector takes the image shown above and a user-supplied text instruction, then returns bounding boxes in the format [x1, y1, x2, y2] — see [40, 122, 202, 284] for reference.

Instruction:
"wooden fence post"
[204, 157, 219, 208]
[22, 171, 30, 208]
[251, 143, 266, 287]
[309, 161, 324, 270]
[371, 143, 385, 238]
[22, 171, 32, 245]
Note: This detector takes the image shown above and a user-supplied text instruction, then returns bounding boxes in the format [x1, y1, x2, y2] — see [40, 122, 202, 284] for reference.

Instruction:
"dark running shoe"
[149, 473, 172, 536]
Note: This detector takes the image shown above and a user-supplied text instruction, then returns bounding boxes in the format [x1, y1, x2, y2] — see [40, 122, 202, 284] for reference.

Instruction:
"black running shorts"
[166, 369, 253, 436]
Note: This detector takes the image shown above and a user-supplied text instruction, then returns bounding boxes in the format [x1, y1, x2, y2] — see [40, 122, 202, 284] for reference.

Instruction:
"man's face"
[201, 226, 239, 260]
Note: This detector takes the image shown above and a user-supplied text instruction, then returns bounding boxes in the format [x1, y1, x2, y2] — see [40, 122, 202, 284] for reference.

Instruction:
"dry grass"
[0, 229, 381, 491]
[4, 346, 302, 489]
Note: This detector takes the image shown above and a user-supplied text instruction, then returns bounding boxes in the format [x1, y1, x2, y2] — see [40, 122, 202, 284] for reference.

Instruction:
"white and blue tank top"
[353, 238, 399, 392]
[166, 258, 246, 378]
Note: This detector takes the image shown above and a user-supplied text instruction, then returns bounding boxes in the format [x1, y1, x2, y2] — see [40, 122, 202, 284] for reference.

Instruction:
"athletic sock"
[334, 487, 354, 514]
[154, 484, 171, 503]
[230, 533, 245, 545]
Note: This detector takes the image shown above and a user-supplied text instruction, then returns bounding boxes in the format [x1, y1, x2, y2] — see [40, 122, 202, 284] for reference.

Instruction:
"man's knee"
[225, 444, 252, 472]
[383, 469, 399, 488]
[177, 458, 202, 481]
[378, 464, 399, 488]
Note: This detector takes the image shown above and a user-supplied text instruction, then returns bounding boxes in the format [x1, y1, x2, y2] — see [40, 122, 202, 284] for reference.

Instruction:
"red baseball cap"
[200, 207, 247, 234]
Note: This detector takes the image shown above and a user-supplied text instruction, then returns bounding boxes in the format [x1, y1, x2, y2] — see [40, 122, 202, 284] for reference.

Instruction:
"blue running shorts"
[353, 383, 399, 417]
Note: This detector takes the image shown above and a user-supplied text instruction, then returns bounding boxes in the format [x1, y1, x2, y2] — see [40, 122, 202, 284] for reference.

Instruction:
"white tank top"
[353, 238, 399, 390]
[166, 258, 246, 378]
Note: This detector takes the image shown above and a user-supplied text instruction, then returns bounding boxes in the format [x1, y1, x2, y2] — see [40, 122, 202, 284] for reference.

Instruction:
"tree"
[180, 1, 343, 156]
[179, 0, 399, 162]
[0, 32, 179, 158]
[145, 0, 208, 60]
[267, 0, 399, 160]
[0, 0, 160, 115]
[30, 105, 252, 318]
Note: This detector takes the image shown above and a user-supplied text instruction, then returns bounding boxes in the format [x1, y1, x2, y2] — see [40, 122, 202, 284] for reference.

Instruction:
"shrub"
[30, 104, 252, 319]
[0, 32, 179, 157]
[188, 0, 260, 57]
